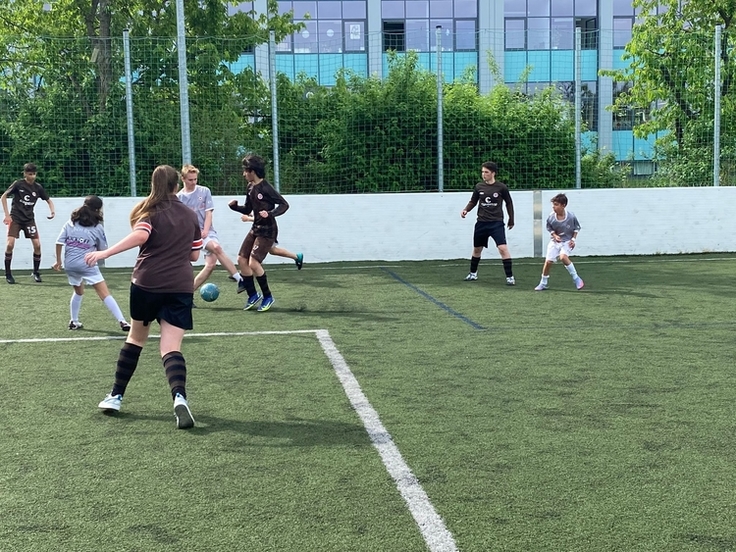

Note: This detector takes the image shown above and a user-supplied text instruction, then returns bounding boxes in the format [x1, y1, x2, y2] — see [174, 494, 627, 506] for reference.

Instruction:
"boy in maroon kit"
[85, 165, 203, 430]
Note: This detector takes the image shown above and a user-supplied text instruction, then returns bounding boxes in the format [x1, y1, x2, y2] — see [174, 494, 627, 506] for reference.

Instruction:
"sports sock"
[70, 292, 83, 321]
[566, 263, 579, 279]
[242, 274, 257, 296]
[469, 256, 480, 274]
[256, 273, 271, 298]
[103, 295, 126, 322]
[5, 251, 12, 275]
[540, 275, 549, 285]
[231, 272, 243, 282]
[32, 253, 41, 273]
[502, 258, 513, 278]
[111, 342, 143, 397]
[163, 351, 187, 399]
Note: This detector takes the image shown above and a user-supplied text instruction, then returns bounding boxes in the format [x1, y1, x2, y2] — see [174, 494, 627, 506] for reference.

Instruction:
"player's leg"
[69, 281, 85, 329]
[249, 237, 275, 312]
[238, 233, 260, 304]
[159, 298, 194, 429]
[5, 228, 17, 283]
[30, 232, 42, 281]
[208, 240, 242, 283]
[193, 253, 216, 290]
[491, 223, 514, 285]
[270, 245, 304, 269]
[560, 248, 584, 289]
[91, 279, 130, 330]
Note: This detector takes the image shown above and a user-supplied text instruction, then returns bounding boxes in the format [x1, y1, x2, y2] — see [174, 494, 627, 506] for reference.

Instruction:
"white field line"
[1, 329, 458, 552]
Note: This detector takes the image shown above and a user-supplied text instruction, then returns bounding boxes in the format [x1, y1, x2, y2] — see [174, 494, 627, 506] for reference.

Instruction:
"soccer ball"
[199, 283, 220, 302]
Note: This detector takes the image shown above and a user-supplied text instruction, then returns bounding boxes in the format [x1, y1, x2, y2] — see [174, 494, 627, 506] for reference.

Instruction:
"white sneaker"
[464, 273, 478, 281]
[174, 393, 195, 429]
[506, 276, 515, 286]
[575, 277, 585, 290]
[534, 283, 548, 291]
[98, 393, 122, 412]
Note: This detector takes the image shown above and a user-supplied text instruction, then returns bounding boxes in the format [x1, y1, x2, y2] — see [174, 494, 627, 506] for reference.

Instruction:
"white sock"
[103, 295, 126, 322]
[540, 275, 549, 285]
[232, 272, 243, 282]
[70, 292, 83, 321]
[566, 263, 578, 279]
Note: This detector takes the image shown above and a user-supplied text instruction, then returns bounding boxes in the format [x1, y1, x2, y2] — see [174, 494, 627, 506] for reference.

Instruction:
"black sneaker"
[227, 275, 236, 281]
[32, 272, 42, 283]
[237, 279, 248, 294]
[6, 273, 15, 284]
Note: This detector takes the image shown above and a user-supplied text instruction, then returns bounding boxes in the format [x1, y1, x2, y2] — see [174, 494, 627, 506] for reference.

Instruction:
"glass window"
[581, 81, 598, 131]
[528, 0, 550, 17]
[430, 20, 453, 50]
[551, 0, 573, 16]
[345, 21, 366, 51]
[406, 1, 429, 18]
[430, 0, 453, 18]
[382, 1, 404, 18]
[292, 1, 316, 19]
[278, 1, 292, 15]
[613, 17, 632, 48]
[505, 18, 525, 50]
[454, 0, 476, 17]
[317, 1, 342, 19]
[455, 19, 476, 50]
[318, 20, 342, 52]
[293, 19, 317, 52]
[227, 2, 253, 16]
[574, 0, 596, 17]
[383, 21, 405, 51]
[612, 0, 634, 16]
[504, 0, 525, 17]
[406, 19, 430, 50]
[527, 17, 550, 50]
[551, 17, 573, 49]
[343, 1, 367, 18]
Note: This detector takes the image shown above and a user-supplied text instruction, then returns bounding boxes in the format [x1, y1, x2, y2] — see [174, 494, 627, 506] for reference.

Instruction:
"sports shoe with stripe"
[98, 393, 122, 412]
[120, 321, 131, 331]
[257, 295, 275, 312]
[69, 320, 84, 330]
[534, 283, 548, 291]
[464, 272, 478, 281]
[575, 277, 585, 290]
[174, 393, 195, 429]
[32, 272, 42, 283]
[295, 252, 304, 270]
[506, 276, 516, 286]
[244, 293, 262, 310]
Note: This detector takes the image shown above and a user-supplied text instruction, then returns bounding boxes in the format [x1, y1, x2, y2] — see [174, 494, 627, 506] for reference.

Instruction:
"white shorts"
[545, 239, 575, 262]
[66, 265, 105, 286]
[202, 231, 220, 257]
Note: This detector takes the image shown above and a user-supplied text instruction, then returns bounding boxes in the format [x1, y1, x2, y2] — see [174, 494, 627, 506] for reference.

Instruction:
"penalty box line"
[1, 329, 458, 552]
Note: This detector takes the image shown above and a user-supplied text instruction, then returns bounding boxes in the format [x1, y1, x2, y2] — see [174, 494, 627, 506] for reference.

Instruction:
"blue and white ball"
[199, 283, 220, 302]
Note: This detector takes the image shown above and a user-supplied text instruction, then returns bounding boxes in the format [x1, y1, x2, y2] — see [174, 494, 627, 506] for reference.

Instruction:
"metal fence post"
[269, 30, 281, 192]
[175, 0, 191, 166]
[123, 30, 137, 197]
[714, 24, 722, 187]
[575, 27, 581, 189]
[436, 26, 444, 193]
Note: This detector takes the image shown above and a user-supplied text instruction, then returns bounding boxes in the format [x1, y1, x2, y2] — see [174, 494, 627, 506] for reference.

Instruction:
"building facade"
[233, 0, 661, 169]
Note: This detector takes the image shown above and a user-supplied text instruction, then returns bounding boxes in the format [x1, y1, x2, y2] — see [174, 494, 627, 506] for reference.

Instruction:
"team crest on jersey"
[257, 193, 263, 200]
[32, 192, 37, 197]
[492, 192, 499, 198]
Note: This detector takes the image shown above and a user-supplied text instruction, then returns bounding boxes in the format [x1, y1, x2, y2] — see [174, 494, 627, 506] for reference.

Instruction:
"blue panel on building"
[504, 51, 528, 83]
[526, 51, 551, 82]
[550, 50, 574, 81]
[294, 54, 320, 80]
[581, 50, 598, 81]
[454, 52, 478, 82]
[276, 56, 295, 80]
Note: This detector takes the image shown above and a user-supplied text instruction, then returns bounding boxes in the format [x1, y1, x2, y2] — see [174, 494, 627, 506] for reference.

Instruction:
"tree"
[604, 0, 736, 185]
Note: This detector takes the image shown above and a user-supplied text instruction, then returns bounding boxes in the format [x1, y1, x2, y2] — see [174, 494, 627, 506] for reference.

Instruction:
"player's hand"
[52, 261, 62, 271]
[460, 210, 467, 218]
[3, 215, 10, 225]
[228, 199, 239, 209]
[569, 238, 576, 249]
[507, 222, 514, 230]
[259, 210, 269, 218]
[201, 229, 209, 238]
[84, 251, 105, 266]
[241, 215, 253, 223]
[47, 211, 55, 220]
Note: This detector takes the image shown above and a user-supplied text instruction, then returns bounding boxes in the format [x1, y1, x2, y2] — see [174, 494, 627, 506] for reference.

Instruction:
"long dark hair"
[71, 195, 104, 227]
[129, 165, 179, 227]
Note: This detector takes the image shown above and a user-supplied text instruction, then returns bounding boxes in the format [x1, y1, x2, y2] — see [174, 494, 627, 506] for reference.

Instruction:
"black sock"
[256, 273, 271, 298]
[470, 256, 480, 273]
[111, 342, 143, 396]
[5, 252, 12, 275]
[242, 275, 257, 296]
[163, 351, 187, 399]
[33, 253, 41, 273]
[503, 258, 513, 278]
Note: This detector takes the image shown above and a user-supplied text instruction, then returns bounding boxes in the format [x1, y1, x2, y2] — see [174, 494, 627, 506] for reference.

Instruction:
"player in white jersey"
[177, 164, 243, 290]
[534, 193, 584, 291]
[52, 195, 131, 330]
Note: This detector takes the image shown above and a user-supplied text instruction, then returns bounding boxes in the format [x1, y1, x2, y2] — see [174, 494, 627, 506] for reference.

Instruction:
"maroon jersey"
[465, 181, 515, 226]
[131, 198, 203, 293]
[6, 179, 49, 224]
[229, 179, 289, 240]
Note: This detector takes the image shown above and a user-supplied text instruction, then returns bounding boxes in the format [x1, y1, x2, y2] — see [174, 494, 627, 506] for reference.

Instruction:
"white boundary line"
[2, 329, 458, 552]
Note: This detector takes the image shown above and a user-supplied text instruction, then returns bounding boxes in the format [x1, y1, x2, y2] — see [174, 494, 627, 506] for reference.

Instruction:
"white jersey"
[177, 185, 215, 234]
[56, 221, 108, 272]
[545, 209, 581, 241]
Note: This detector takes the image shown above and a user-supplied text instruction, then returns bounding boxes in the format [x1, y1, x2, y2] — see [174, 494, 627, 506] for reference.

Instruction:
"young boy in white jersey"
[534, 193, 584, 291]
[52, 195, 131, 330]
[177, 164, 243, 290]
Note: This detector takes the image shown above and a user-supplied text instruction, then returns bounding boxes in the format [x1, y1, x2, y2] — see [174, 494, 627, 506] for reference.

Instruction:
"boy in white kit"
[534, 193, 584, 291]
[52, 195, 131, 330]
[177, 164, 243, 290]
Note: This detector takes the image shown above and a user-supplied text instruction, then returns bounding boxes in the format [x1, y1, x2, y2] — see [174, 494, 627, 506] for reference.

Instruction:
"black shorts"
[238, 230, 275, 264]
[129, 284, 194, 330]
[8, 220, 39, 239]
[473, 221, 507, 248]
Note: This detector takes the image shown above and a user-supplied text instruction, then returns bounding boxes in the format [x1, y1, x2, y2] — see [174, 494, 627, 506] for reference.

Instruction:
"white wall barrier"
[8, 187, 736, 270]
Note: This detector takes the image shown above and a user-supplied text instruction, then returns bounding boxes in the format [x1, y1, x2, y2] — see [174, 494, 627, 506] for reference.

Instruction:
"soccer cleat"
[257, 295, 275, 312]
[32, 272, 42, 283]
[5, 273, 15, 284]
[227, 274, 236, 281]
[464, 272, 478, 281]
[575, 277, 585, 290]
[506, 276, 516, 286]
[244, 293, 262, 310]
[295, 252, 304, 270]
[69, 320, 84, 330]
[236, 278, 248, 294]
[98, 393, 122, 412]
[120, 321, 131, 331]
[534, 283, 548, 291]
[174, 393, 195, 429]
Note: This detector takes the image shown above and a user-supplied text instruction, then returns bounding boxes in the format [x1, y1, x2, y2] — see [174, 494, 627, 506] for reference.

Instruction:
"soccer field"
[2, 255, 736, 552]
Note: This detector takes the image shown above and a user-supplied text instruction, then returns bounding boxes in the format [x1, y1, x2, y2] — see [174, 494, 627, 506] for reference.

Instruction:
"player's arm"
[202, 209, 213, 237]
[1, 186, 13, 224]
[84, 225, 149, 266]
[502, 188, 514, 229]
[228, 198, 251, 214]
[461, 189, 479, 218]
[45, 198, 55, 220]
[263, 187, 289, 218]
[190, 228, 203, 262]
[52, 243, 63, 271]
